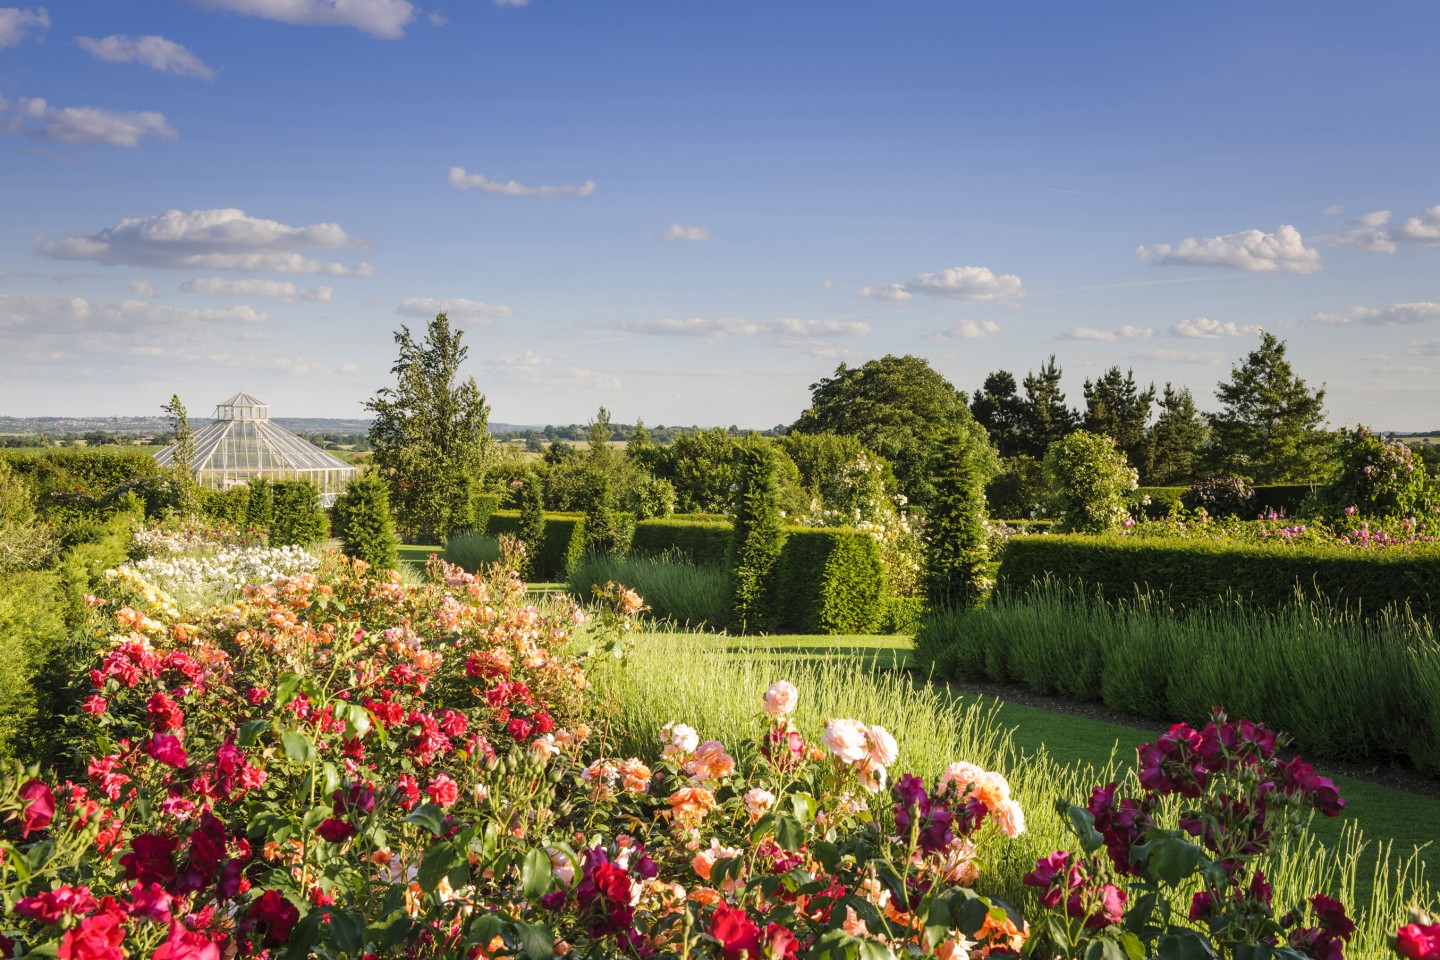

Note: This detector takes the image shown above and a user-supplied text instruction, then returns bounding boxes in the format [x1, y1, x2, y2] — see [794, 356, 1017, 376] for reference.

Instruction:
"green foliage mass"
[517, 475, 546, 580]
[629, 519, 732, 568]
[336, 475, 399, 570]
[1082, 365, 1154, 471]
[791, 354, 987, 507]
[0, 458, 53, 574]
[365, 313, 494, 542]
[580, 471, 631, 559]
[772, 528, 886, 634]
[996, 533, 1440, 620]
[568, 554, 730, 628]
[269, 479, 328, 546]
[1318, 425, 1436, 521]
[923, 423, 994, 610]
[1146, 383, 1208, 485]
[0, 572, 68, 760]
[1041, 430, 1138, 533]
[244, 476, 274, 531]
[1206, 332, 1330, 483]
[486, 511, 585, 581]
[728, 444, 788, 633]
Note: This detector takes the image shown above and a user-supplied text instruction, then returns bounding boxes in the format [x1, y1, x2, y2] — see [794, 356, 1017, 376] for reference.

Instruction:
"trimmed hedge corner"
[997, 533, 1440, 618]
[773, 528, 886, 634]
[486, 510, 586, 580]
[630, 518, 733, 568]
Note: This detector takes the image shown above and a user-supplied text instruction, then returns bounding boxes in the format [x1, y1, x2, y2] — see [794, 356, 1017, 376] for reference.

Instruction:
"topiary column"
[517, 474, 546, 580]
[923, 423, 994, 611]
[728, 444, 787, 633]
[337, 475, 399, 571]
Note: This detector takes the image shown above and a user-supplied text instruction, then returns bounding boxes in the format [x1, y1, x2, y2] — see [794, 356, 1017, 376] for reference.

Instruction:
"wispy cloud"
[1, 96, 176, 146]
[183, 277, 334, 302]
[859, 265, 1025, 303]
[447, 166, 595, 197]
[1306, 302, 1440, 327]
[925, 319, 1002, 340]
[34, 208, 375, 276]
[76, 35, 217, 80]
[660, 224, 710, 243]
[397, 297, 513, 323]
[1126, 348, 1226, 365]
[1055, 325, 1151, 342]
[1169, 316, 1261, 338]
[1138, 225, 1321, 274]
[0, 6, 48, 47]
[195, 0, 416, 39]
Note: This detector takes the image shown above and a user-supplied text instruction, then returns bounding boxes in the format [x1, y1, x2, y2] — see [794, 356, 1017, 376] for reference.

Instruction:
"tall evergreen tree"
[626, 418, 658, 472]
[365, 313, 494, 542]
[728, 444, 787, 633]
[1082, 366, 1155, 470]
[517, 473, 546, 580]
[923, 424, 994, 610]
[1147, 384, 1208, 485]
[970, 371, 1027, 458]
[336, 475, 399, 571]
[1020, 356, 1079, 457]
[1206, 333, 1329, 483]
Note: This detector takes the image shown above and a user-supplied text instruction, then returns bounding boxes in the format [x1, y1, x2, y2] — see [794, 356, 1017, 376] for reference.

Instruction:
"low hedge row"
[486, 511, 586, 581]
[0, 449, 161, 493]
[915, 580, 1440, 774]
[997, 534, 1440, 618]
[773, 528, 886, 634]
[630, 519, 732, 567]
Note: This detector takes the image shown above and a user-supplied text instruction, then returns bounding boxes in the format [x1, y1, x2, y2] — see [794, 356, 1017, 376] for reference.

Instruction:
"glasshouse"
[155, 392, 357, 504]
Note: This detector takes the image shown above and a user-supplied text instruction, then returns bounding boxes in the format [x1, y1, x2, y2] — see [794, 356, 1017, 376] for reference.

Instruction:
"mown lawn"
[722, 632, 1439, 891]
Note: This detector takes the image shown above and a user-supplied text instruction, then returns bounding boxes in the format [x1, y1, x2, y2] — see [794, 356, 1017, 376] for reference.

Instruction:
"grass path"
[721, 632, 1438, 889]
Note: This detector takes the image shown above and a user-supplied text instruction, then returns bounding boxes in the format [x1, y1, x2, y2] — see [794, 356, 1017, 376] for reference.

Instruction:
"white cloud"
[1307, 302, 1440, 327]
[1412, 339, 1440, 358]
[1056, 325, 1151, 342]
[1324, 204, 1344, 216]
[493, 0, 530, 6]
[1127, 348, 1225, 365]
[1333, 205, 1440, 253]
[396, 297, 513, 323]
[76, 35, 217, 80]
[625, 317, 759, 337]
[926, 319, 1002, 339]
[765, 318, 869, 337]
[660, 224, 710, 243]
[0, 7, 48, 47]
[34, 208, 375, 276]
[128, 278, 157, 296]
[490, 350, 622, 390]
[1169, 316, 1261, 338]
[0, 294, 266, 329]
[195, 0, 416, 38]
[427, 10, 447, 24]
[1, 97, 176, 146]
[1137, 224, 1322, 274]
[820, 279, 834, 288]
[447, 166, 595, 197]
[183, 276, 333, 302]
[859, 265, 1025, 302]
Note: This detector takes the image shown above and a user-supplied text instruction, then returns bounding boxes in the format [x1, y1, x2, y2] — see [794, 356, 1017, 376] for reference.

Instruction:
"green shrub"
[729, 445, 787, 633]
[997, 533, 1440, 619]
[245, 477, 274, 531]
[630, 518, 732, 567]
[486, 511, 585, 581]
[1129, 486, 1184, 519]
[1253, 483, 1315, 517]
[0, 571, 68, 761]
[336, 475, 399, 570]
[1181, 475, 1255, 518]
[773, 528, 885, 634]
[568, 554, 730, 628]
[443, 533, 503, 572]
[198, 486, 250, 526]
[879, 596, 924, 634]
[915, 578, 1440, 775]
[1318, 425, 1436, 521]
[471, 492, 502, 533]
[0, 458, 53, 574]
[923, 423, 993, 610]
[1041, 430, 1138, 533]
[1, 449, 166, 528]
[581, 472, 630, 559]
[986, 455, 1047, 519]
[270, 479, 328, 546]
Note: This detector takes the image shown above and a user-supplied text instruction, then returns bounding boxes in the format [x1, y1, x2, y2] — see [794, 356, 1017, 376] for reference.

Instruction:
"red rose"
[244, 890, 300, 948]
[153, 921, 220, 960]
[426, 774, 459, 809]
[57, 908, 126, 960]
[147, 692, 185, 732]
[17, 778, 56, 837]
[710, 904, 762, 960]
[764, 923, 800, 958]
[316, 818, 356, 843]
[121, 832, 178, 886]
[145, 734, 189, 769]
[1397, 923, 1440, 960]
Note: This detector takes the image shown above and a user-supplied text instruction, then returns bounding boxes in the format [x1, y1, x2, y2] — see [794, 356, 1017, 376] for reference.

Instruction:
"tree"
[1082, 366, 1154, 470]
[270, 479, 328, 546]
[161, 394, 200, 517]
[1042, 430, 1137, 534]
[1020, 356, 1079, 457]
[517, 474, 546, 580]
[728, 444, 787, 633]
[581, 471, 625, 559]
[336, 475, 398, 570]
[245, 476, 273, 533]
[923, 424, 993, 610]
[1206, 333, 1329, 483]
[1147, 384, 1208, 485]
[791, 355, 990, 507]
[365, 313, 494, 542]
[970, 371, 1027, 458]
[586, 406, 618, 475]
[626, 418, 658, 472]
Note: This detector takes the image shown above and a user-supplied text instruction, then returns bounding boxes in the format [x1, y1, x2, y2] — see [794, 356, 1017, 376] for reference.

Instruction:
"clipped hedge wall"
[773, 528, 886, 634]
[487, 510, 587, 581]
[630, 519, 733, 567]
[0, 571, 68, 761]
[997, 534, 1440, 618]
[0, 449, 161, 493]
[1253, 483, 1316, 516]
[1129, 486, 1184, 519]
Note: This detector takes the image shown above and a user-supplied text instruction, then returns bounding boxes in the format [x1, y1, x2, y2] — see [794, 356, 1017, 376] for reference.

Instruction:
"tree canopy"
[1206, 333, 1328, 483]
[1082, 366, 1155, 471]
[791, 354, 990, 506]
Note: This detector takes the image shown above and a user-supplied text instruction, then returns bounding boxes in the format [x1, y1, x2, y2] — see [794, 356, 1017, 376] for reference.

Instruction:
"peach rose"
[743, 788, 775, 819]
[531, 734, 560, 761]
[992, 798, 1026, 838]
[865, 725, 898, 767]
[938, 761, 984, 795]
[683, 740, 736, 782]
[822, 719, 869, 764]
[618, 758, 653, 794]
[666, 786, 716, 828]
[764, 681, 799, 717]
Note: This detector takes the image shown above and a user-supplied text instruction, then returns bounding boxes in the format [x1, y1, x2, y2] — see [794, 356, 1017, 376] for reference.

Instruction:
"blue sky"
[2, 1, 1438, 429]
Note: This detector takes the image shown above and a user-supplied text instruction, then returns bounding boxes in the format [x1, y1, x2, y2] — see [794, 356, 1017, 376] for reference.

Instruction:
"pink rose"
[764, 681, 798, 717]
[865, 725, 898, 767]
[743, 788, 775, 818]
[822, 719, 869, 764]
[17, 778, 56, 837]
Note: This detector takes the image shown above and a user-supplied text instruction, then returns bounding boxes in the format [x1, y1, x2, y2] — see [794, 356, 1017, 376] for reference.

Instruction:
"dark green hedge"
[487, 510, 587, 581]
[1130, 486, 1184, 519]
[1253, 484, 1316, 516]
[270, 479, 328, 546]
[630, 519, 733, 567]
[773, 528, 886, 634]
[0, 449, 161, 493]
[997, 534, 1440, 618]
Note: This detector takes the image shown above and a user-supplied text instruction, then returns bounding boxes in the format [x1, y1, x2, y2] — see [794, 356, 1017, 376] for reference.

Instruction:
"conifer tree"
[1147, 384, 1208, 485]
[337, 475, 399, 570]
[517, 474, 546, 579]
[1020, 356, 1079, 457]
[1206, 333, 1328, 483]
[1082, 366, 1155, 470]
[923, 424, 993, 610]
[728, 444, 787, 633]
